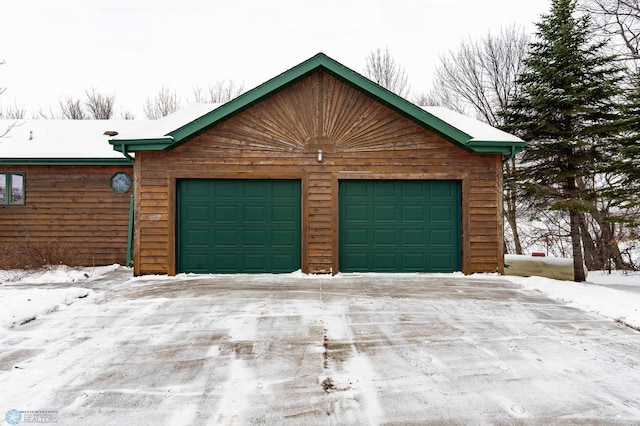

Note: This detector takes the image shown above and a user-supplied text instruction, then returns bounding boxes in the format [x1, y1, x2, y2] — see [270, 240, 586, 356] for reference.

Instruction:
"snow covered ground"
[0, 266, 639, 424]
[505, 270, 640, 330]
[2, 264, 638, 334]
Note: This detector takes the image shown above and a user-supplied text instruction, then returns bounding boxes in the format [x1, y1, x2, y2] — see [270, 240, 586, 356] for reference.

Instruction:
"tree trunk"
[578, 213, 598, 270]
[566, 177, 586, 282]
[569, 209, 586, 282]
[588, 207, 626, 270]
[503, 158, 523, 254]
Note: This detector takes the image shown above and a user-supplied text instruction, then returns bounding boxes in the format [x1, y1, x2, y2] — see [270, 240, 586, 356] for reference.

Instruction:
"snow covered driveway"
[1, 270, 640, 425]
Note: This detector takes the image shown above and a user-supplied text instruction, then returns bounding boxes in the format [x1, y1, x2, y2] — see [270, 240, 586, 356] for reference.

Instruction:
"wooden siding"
[0, 165, 133, 266]
[134, 71, 504, 275]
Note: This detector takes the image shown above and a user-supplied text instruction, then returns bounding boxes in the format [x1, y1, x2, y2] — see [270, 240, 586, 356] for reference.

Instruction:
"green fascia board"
[466, 140, 527, 154]
[113, 53, 520, 154]
[0, 158, 133, 166]
[109, 137, 174, 151]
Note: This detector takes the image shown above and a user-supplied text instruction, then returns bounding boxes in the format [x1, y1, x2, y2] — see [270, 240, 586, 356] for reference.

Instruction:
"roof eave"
[108, 137, 174, 152]
[0, 158, 134, 166]
[466, 139, 527, 154]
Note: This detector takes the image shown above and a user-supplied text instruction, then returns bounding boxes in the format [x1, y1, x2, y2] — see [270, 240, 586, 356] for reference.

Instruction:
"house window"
[0, 172, 25, 205]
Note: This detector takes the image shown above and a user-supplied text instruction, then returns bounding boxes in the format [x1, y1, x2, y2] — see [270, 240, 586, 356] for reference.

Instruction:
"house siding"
[0, 165, 133, 266]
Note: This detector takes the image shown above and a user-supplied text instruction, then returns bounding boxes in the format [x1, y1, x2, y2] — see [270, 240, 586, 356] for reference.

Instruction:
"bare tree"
[85, 88, 115, 119]
[33, 106, 58, 119]
[429, 26, 529, 126]
[118, 108, 136, 120]
[364, 48, 411, 98]
[143, 86, 181, 119]
[0, 58, 6, 98]
[0, 58, 23, 138]
[59, 96, 88, 119]
[0, 104, 26, 119]
[581, 0, 640, 63]
[413, 90, 472, 115]
[192, 80, 244, 103]
[428, 26, 530, 254]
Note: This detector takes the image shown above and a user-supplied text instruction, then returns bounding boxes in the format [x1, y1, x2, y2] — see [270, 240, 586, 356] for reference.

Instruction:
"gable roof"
[109, 53, 525, 156]
[0, 119, 145, 165]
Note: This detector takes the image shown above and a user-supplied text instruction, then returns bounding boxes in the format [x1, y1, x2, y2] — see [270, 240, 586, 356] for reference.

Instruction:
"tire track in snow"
[319, 303, 383, 423]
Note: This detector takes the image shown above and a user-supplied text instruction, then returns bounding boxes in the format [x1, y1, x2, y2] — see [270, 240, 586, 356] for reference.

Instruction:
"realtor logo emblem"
[5, 410, 22, 425]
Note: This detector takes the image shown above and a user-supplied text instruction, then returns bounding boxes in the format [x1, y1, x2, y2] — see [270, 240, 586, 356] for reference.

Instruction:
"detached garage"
[110, 53, 525, 276]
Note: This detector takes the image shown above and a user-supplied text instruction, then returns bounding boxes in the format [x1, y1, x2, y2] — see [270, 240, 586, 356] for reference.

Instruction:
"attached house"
[110, 53, 525, 276]
[0, 120, 141, 266]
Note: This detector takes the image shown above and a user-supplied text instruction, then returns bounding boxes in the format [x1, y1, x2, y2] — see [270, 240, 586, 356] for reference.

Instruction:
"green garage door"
[177, 179, 301, 273]
[339, 180, 461, 273]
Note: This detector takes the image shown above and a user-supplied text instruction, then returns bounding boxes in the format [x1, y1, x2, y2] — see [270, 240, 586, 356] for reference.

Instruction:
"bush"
[0, 239, 89, 270]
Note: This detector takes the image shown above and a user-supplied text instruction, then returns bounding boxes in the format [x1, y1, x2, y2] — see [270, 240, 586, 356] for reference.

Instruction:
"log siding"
[0, 165, 133, 266]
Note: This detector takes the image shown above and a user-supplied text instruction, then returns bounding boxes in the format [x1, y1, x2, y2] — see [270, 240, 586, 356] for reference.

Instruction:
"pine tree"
[606, 71, 640, 215]
[503, 0, 623, 281]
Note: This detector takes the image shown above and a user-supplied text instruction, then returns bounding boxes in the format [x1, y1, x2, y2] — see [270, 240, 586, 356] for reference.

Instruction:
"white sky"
[1, 0, 550, 118]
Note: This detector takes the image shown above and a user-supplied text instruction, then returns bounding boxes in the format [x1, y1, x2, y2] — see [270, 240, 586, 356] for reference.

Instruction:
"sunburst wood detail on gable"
[193, 71, 445, 153]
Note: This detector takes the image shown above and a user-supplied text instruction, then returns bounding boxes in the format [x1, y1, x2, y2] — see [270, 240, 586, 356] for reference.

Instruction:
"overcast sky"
[1, 0, 551, 118]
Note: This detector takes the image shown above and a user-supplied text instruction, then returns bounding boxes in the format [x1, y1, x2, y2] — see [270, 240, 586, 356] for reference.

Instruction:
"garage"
[177, 179, 301, 273]
[339, 180, 461, 272]
[110, 53, 525, 276]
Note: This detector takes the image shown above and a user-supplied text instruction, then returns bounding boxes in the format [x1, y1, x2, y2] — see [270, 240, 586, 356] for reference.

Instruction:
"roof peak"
[110, 52, 525, 156]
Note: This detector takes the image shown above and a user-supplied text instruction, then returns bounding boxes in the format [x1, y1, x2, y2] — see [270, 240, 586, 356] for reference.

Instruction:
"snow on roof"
[422, 106, 523, 143]
[112, 103, 221, 141]
[0, 119, 147, 159]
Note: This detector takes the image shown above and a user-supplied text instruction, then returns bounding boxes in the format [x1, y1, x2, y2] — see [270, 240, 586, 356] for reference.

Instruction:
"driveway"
[1, 272, 640, 425]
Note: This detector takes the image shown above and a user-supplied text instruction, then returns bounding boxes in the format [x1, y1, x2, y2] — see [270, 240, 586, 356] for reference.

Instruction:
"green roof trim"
[467, 140, 527, 154]
[110, 53, 525, 155]
[110, 138, 174, 152]
[0, 158, 134, 166]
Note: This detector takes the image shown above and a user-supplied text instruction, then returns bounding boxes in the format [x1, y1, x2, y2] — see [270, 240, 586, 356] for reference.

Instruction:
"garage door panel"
[402, 229, 424, 245]
[374, 229, 396, 245]
[431, 205, 455, 221]
[184, 205, 210, 222]
[272, 206, 296, 222]
[430, 181, 455, 197]
[344, 229, 368, 245]
[272, 230, 295, 246]
[402, 206, 424, 221]
[178, 179, 301, 273]
[345, 205, 368, 221]
[374, 205, 396, 221]
[373, 181, 396, 197]
[339, 180, 460, 273]
[272, 254, 296, 270]
[344, 253, 367, 269]
[431, 229, 454, 245]
[214, 181, 238, 197]
[373, 253, 396, 270]
[402, 253, 425, 269]
[402, 182, 425, 197]
[184, 229, 210, 246]
[243, 206, 267, 222]
[214, 205, 238, 222]
[243, 230, 266, 247]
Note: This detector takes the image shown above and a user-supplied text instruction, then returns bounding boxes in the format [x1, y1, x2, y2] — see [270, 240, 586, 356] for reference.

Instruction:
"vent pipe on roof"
[104, 131, 119, 136]
[29, 131, 33, 140]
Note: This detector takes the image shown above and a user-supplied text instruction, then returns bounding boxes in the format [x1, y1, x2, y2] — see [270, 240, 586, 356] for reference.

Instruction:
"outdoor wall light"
[317, 149, 323, 162]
